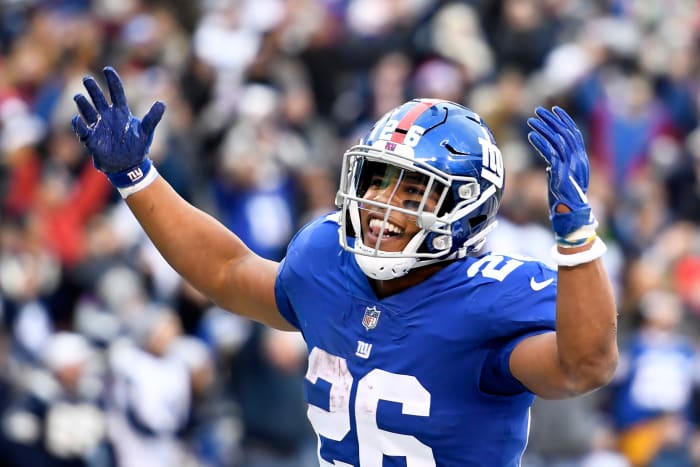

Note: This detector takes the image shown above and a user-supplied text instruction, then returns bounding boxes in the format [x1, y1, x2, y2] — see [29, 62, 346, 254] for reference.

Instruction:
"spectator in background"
[665, 129, 700, 224]
[106, 305, 192, 467]
[523, 392, 629, 467]
[167, 334, 240, 467]
[211, 83, 303, 262]
[0, 217, 59, 363]
[489, 0, 557, 74]
[231, 326, 315, 467]
[423, 1, 494, 86]
[29, 128, 112, 268]
[610, 289, 700, 467]
[0, 332, 112, 467]
[1, 97, 46, 217]
[275, 63, 338, 222]
[588, 71, 676, 194]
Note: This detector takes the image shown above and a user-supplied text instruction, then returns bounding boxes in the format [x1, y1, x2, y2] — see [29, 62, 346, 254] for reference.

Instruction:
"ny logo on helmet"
[478, 137, 504, 189]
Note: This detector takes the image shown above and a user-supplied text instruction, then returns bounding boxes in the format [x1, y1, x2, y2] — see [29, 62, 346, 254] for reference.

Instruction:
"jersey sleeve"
[274, 212, 341, 331]
[477, 259, 558, 395]
[274, 256, 300, 329]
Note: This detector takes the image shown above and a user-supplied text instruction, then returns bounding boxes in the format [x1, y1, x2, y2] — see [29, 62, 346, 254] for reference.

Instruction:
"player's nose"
[370, 182, 403, 205]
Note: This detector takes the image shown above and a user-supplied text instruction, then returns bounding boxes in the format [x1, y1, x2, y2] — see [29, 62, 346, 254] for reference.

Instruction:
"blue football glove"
[71, 66, 165, 198]
[527, 106, 597, 246]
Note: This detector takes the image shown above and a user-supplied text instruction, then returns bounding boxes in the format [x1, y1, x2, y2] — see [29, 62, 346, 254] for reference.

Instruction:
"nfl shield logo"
[362, 306, 381, 331]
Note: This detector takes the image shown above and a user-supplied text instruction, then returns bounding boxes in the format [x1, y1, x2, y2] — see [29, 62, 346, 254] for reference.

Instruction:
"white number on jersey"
[306, 347, 436, 466]
[467, 254, 524, 281]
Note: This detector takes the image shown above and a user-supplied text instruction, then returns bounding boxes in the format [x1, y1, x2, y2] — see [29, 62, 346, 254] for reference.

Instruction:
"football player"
[72, 67, 618, 466]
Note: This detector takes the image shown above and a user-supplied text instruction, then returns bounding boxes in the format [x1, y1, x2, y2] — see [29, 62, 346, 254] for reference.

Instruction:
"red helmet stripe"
[390, 100, 438, 143]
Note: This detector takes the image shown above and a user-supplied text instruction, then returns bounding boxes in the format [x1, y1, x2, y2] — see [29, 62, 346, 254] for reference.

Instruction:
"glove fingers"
[83, 76, 109, 112]
[535, 106, 567, 131]
[552, 106, 578, 134]
[104, 67, 128, 109]
[535, 107, 570, 137]
[527, 131, 556, 165]
[527, 117, 565, 161]
[550, 106, 583, 150]
[534, 107, 573, 156]
[71, 114, 91, 141]
[73, 94, 98, 125]
[551, 106, 589, 182]
[141, 101, 166, 136]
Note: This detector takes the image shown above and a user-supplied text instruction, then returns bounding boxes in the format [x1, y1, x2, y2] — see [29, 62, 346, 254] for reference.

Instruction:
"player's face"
[358, 163, 440, 252]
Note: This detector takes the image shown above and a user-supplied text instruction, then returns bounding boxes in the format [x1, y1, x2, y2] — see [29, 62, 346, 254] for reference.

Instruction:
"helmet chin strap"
[353, 230, 427, 280]
[354, 253, 418, 280]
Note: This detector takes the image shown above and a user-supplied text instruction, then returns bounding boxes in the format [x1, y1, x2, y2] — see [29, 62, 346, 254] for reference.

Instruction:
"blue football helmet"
[335, 99, 504, 280]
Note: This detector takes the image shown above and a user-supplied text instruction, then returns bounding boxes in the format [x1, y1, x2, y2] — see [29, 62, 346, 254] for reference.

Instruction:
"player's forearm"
[125, 177, 293, 330]
[126, 176, 261, 306]
[555, 253, 618, 394]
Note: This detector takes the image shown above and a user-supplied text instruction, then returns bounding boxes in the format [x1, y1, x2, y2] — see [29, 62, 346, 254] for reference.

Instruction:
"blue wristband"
[551, 208, 594, 237]
[104, 158, 159, 199]
[106, 158, 153, 188]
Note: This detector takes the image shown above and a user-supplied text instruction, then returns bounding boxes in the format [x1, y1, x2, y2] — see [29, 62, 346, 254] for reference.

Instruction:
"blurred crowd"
[0, 0, 699, 466]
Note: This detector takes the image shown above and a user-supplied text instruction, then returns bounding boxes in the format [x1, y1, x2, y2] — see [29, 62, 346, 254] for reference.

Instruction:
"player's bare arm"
[510, 106, 618, 399]
[126, 178, 291, 330]
[71, 67, 293, 331]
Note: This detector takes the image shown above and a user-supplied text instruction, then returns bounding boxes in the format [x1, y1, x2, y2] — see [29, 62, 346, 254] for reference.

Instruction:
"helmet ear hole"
[468, 215, 487, 229]
[438, 195, 455, 216]
[345, 209, 355, 237]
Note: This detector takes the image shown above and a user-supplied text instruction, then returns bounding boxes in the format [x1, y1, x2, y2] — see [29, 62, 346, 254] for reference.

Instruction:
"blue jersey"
[275, 213, 557, 466]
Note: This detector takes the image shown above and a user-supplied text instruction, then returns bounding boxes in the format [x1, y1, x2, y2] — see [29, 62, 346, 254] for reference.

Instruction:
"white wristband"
[551, 236, 607, 267]
[117, 165, 159, 199]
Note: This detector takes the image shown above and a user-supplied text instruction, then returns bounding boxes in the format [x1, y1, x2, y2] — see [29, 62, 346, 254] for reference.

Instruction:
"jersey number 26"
[305, 347, 436, 466]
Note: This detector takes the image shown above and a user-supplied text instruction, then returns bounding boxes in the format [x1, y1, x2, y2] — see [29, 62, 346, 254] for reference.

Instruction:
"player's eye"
[369, 175, 385, 187]
[405, 185, 425, 196]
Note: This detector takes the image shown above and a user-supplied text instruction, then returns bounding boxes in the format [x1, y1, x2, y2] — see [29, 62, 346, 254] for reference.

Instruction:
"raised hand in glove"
[527, 106, 606, 265]
[71, 66, 166, 198]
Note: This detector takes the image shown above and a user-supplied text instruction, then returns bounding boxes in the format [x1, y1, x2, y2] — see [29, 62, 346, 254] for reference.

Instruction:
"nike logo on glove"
[530, 277, 554, 291]
[569, 175, 588, 203]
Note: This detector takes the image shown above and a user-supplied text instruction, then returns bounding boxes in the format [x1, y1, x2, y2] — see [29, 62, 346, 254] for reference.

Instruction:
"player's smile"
[359, 169, 435, 252]
[362, 212, 415, 251]
[368, 217, 404, 237]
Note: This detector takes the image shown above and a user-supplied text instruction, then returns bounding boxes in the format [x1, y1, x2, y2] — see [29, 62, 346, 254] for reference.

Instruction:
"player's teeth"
[369, 219, 402, 234]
